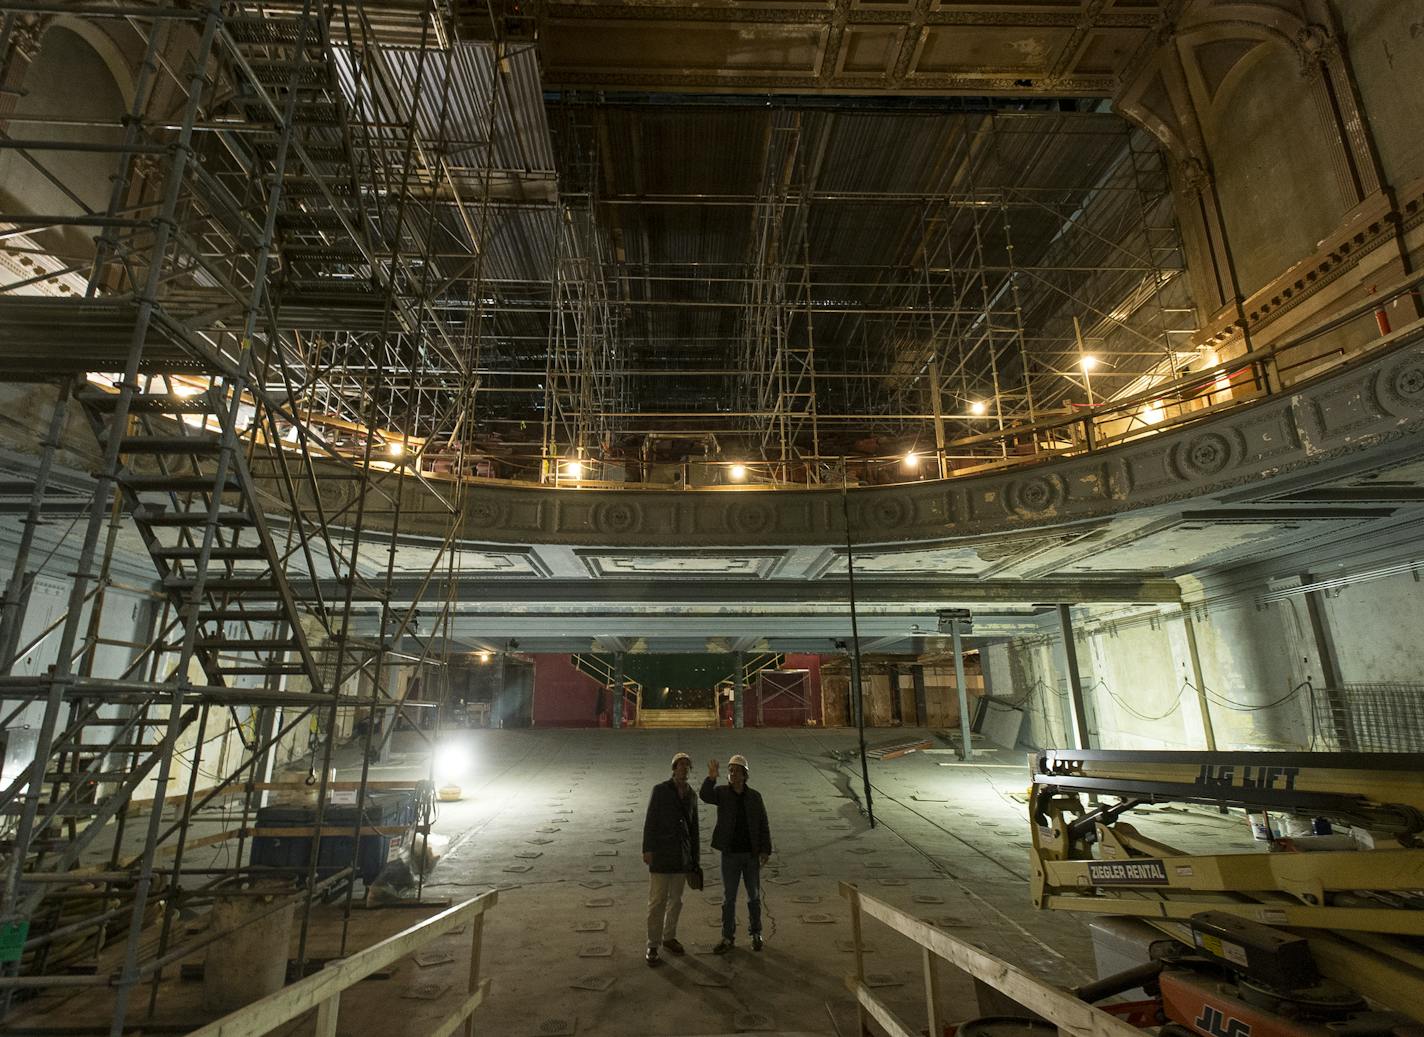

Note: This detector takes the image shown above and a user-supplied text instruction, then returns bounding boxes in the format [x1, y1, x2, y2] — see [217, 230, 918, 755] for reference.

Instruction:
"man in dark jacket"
[641, 751, 698, 967]
[700, 753, 772, 953]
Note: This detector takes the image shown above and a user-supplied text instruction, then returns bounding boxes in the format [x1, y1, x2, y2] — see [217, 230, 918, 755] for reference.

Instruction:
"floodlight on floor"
[434, 737, 475, 800]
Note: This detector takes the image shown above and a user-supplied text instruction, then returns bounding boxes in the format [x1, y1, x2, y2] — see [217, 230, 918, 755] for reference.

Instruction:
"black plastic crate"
[250, 791, 415, 883]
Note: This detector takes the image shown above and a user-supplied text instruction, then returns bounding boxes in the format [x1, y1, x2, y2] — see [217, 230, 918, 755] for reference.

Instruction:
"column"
[911, 665, 928, 727]
[928, 359, 947, 479]
[611, 651, 625, 729]
[1180, 607, 1217, 750]
[950, 620, 971, 760]
[1056, 604, 1091, 750]
[1300, 581, 1351, 748]
[733, 651, 745, 729]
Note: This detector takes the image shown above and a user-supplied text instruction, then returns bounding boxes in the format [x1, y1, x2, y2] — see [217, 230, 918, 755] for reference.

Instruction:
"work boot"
[713, 938, 734, 955]
[645, 946, 662, 967]
[661, 938, 686, 955]
[751, 934, 763, 952]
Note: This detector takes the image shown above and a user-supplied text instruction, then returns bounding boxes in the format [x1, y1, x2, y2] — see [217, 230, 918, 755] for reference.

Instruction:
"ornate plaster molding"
[286, 330, 1424, 551]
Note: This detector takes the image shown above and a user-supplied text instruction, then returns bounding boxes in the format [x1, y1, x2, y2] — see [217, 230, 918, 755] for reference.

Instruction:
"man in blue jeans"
[700, 754, 773, 953]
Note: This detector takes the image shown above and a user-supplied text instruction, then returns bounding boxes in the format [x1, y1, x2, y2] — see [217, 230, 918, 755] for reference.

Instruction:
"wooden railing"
[839, 883, 1140, 1037]
[187, 892, 496, 1037]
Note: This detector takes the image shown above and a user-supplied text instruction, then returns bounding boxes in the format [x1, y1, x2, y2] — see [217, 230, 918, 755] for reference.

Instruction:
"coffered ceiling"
[533, 0, 1167, 97]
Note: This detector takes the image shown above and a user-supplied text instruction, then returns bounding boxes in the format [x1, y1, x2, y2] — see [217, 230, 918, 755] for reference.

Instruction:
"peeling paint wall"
[983, 554, 1424, 754]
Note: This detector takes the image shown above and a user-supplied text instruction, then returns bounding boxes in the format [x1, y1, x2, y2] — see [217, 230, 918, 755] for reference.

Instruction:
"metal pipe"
[840, 462, 874, 829]
[951, 620, 971, 761]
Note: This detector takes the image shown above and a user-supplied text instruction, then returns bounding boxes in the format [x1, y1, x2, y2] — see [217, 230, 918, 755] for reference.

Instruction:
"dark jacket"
[642, 778, 699, 873]
[699, 777, 772, 856]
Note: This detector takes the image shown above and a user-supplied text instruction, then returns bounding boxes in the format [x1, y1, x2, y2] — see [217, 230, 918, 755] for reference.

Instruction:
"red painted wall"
[531, 654, 607, 728]
[532, 653, 827, 728]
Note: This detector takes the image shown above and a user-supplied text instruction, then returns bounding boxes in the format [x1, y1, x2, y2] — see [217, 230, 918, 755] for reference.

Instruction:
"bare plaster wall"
[989, 559, 1424, 755]
[986, 591, 1333, 752]
[1210, 44, 1347, 296]
[1319, 569, 1424, 683]
[1186, 598, 1313, 749]
[1081, 613, 1198, 751]
[1338, 0, 1424, 191]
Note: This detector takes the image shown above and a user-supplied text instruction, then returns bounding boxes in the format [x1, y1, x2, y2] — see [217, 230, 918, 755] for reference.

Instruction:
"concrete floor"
[15, 725, 1260, 1035]
[382, 727, 1106, 1037]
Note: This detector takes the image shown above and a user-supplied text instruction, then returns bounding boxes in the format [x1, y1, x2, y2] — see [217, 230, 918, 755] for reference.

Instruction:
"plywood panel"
[897, 673, 918, 725]
[923, 666, 984, 729]
[822, 673, 852, 727]
[865, 673, 894, 727]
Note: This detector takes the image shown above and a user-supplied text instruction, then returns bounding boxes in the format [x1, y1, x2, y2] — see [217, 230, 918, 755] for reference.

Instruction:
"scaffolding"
[0, 14, 1207, 1027]
[541, 201, 622, 484]
[535, 102, 1198, 485]
[0, 1, 521, 1030]
[739, 108, 822, 484]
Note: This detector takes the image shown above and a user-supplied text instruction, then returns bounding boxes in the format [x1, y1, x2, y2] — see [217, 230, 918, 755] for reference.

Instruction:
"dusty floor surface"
[13, 727, 1253, 1036]
[401, 727, 1236, 1037]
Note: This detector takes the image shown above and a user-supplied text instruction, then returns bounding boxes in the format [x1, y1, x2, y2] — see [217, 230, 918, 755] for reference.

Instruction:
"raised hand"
[708, 758, 719, 779]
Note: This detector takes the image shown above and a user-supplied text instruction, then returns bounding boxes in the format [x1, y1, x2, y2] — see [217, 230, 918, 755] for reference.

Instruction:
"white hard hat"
[671, 752, 692, 768]
[728, 754, 749, 773]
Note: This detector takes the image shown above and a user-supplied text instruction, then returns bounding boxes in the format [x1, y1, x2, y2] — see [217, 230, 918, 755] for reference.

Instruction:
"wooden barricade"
[839, 883, 1140, 1037]
[187, 892, 496, 1037]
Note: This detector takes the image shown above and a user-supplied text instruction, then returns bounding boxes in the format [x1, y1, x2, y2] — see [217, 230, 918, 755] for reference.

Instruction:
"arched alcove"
[0, 24, 128, 264]
[1207, 43, 1346, 295]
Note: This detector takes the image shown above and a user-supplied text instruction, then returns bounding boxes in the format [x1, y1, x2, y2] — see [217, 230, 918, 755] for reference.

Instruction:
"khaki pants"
[646, 872, 687, 947]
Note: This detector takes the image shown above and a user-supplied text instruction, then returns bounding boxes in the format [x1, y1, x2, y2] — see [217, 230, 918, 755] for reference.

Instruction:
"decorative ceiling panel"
[577, 549, 787, 578]
[535, 0, 1160, 95]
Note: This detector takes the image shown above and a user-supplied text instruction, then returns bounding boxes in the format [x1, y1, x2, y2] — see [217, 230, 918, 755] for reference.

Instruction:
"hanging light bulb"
[1080, 355, 1098, 371]
[970, 400, 987, 416]
[903, 452, 920, 470]
[729, 464, 746, 481]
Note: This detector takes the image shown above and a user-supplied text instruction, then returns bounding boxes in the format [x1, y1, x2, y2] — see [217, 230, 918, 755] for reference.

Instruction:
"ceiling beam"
[321, 575, 1181, 608]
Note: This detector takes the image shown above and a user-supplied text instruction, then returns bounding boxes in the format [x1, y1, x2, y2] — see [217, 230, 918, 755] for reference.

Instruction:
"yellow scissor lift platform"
[1029, 749, 1424, 1023]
